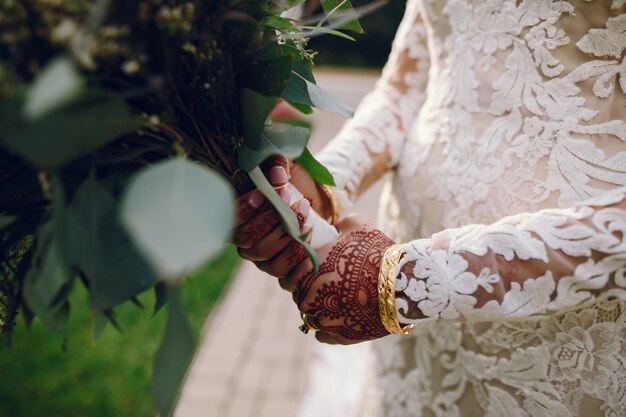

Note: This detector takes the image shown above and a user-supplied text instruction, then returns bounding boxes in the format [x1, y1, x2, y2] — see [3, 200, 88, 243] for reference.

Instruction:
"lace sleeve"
[316, 0, 429, 210]
[395, 188, 626, 326]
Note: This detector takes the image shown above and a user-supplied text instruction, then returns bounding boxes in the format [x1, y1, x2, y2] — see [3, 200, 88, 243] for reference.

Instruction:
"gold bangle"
[378, 244, 414, 335]
[319, 184, 340, 225]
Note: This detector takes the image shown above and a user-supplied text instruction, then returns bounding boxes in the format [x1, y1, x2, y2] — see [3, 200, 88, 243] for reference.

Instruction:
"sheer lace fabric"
[316, 0, 626, 416]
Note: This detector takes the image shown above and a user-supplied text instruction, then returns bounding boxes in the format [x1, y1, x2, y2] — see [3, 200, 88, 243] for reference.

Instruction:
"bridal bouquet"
[0, 0, 366, 414]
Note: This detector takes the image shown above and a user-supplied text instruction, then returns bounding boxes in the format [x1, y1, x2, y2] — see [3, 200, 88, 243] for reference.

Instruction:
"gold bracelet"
[319, 184, 340, 225]
[378, 244, 414, 335]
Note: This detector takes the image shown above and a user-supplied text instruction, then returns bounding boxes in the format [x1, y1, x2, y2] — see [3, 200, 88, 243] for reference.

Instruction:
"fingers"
[261, 156, 290, 188]
[235, 188, 293, 249]
[315, 332, 339, 345]
[257, 237, 309, 278]
[256, 198, 312, 277]
[235, 190, 266, 227]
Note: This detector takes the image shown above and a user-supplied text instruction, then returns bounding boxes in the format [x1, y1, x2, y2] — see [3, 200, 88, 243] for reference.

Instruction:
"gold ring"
[299, 313, 319, 334]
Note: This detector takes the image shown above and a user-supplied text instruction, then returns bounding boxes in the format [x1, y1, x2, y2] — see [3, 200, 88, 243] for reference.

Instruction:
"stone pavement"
[175, 69, 380, 417]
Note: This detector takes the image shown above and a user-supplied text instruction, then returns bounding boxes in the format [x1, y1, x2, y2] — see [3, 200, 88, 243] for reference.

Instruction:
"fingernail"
[279, 188, 292, 204]
[247, 191, 265, 208]
[270, 166, 288, 186]
[297, 199, 311, 217]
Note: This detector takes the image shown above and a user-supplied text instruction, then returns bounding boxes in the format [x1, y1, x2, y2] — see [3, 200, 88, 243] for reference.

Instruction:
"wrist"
[378, 243, 414, 336]
[316, 184, 340, 224]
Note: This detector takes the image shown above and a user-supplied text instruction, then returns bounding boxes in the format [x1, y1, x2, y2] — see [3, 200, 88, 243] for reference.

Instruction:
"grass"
[0, 245, 240, 417]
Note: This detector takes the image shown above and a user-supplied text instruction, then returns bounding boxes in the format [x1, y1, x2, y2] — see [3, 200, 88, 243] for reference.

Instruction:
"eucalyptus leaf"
[320, 0, 364, 33]
[248, 167, 319, 273]
[306, 78, 354, 117]
[297, 147, 336, 186]
[121, 158, 235, 281]
[282, 72, 353, 117]
[239, 88, 277, 145]
[239, 123, 310, 172]
[0, 214, 15, 230]
[0, 90, 141, 169]
[152, 285, 195, 417]
[23, 57, 83, 121]
[66, 174, 158, 310]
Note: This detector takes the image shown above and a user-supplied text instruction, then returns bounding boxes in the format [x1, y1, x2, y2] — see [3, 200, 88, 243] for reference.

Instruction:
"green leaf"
[34, 179, 73, 309]
[287, 101, 313, 115]
[238, 56, 292, 97]
[320, 0, 364, 33]
[282, 72, 353, 117]
[239, 88, 277, 145]
[152, 285, 195, 417]
[23, 268, 70, 332]
[0, 214, 15, 230]
[296, 148, 336, 186]
[153, 283, 167, 316]
[300, 25, 356, 41]
[248, 167, 319, 273]
[66, 174, 158, 310]
[0, 90, 141, 169]
[121, 158, 235, 280]
[306, 78, 354, 117]
[239, 122, 310, 172]
[281, 58, 315, 106]
[261, 15, 298, 32]
[92, 311, 108, 343]
[23, 57, 82, 121]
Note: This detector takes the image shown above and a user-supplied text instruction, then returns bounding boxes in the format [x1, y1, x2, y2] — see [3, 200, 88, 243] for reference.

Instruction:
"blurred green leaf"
[239, 88, 277, 145]
[0, 214, 15, 230]
[288, 101, 314, 114]
[238, 56, 292, 97]
[300, 25, 356, 41]
[66, 174, 158, 310]
[33, 180, 73, 310]
[91, 311, 108, 343]
[306, 77, 354, 117]
[152, 285, 194, 417]
[121, 158, 235, 280]
[23, 268, 70, 333]
[153, 283, 167, 316]
[262, 15, 298, 32]
[282, 71, 353, 117]
[239, 122, 310, 172]
[0, 90, 141, 169]
[321, 0, 364, 33]
[248, 167, 319, 273]
[297, 147, 336, 186]
[23, 57, 82, 121]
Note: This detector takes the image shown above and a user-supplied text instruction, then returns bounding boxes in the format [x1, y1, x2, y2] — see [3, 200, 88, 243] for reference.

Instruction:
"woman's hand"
[233, 156, 333, 277]
[281, 214, 394, 345]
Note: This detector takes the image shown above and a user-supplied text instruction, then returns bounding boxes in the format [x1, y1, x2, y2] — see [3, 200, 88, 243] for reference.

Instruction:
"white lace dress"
[316, 1, 626, 416]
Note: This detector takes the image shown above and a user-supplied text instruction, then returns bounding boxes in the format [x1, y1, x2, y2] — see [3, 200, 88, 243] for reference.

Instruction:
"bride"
[234, 1, 626, 416]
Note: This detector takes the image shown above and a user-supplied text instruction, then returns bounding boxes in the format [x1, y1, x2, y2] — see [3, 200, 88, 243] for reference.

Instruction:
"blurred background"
[0, 1, 406, 416]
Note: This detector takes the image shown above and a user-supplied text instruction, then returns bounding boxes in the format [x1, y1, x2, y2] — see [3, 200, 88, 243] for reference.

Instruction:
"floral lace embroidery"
[316, 0, 626, 416]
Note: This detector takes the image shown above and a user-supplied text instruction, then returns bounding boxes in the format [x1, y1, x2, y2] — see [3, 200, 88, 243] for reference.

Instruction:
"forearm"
[394, 188, 626, 326]
[316, 0, 429, 209]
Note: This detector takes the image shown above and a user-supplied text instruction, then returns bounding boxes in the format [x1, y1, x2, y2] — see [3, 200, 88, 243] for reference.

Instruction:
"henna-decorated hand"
[282, 214, 394, 345]
[233, 155, 332, 277]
